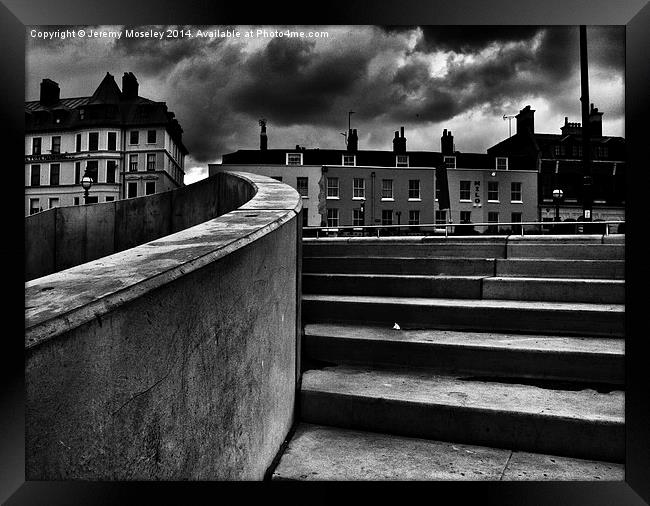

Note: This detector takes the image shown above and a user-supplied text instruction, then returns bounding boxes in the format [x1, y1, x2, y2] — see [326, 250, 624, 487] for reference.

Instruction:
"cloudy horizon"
[26, 25, 625, 184]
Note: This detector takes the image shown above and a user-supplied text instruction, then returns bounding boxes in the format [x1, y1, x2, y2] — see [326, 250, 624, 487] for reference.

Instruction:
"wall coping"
[303, 234, 624, 244]
[25, 171, 301, 350]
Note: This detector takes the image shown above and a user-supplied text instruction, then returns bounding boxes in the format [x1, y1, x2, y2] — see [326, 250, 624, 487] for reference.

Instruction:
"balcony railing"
[304, 220, 625, 238]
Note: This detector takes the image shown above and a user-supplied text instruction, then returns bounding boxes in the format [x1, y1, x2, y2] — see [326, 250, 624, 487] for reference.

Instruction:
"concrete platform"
[300, 366, 625, 462]
[303, 256, 496, 276]
[303, 273, 484, 299]
[302, 294, 625, 337]
[495, 258, 625, 279]
[482, 277, 625, 304]
[304, 323, 625, 384]
[272, 423, 624, 481]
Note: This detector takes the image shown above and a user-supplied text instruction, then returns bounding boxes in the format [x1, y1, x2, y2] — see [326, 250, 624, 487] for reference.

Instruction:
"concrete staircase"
[273, 235, 625, 481]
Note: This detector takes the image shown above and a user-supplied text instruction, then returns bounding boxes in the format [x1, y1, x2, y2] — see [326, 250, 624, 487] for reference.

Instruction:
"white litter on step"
[392, 323, 401, 330]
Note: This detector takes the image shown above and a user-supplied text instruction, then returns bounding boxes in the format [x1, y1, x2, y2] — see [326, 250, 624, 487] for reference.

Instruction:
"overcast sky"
[26, 25, 624, 184]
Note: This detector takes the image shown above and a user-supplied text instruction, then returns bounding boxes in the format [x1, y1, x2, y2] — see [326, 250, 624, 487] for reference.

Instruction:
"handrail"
[304, 220, 625, 238]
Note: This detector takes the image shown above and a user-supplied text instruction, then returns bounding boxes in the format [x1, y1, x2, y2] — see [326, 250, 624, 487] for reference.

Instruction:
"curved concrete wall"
[25, 172, 302, 480]
[25, 171, 255, 281]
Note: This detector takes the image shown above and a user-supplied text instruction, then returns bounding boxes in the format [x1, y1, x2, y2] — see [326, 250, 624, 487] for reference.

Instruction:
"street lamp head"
[81, 175, 93, 190]
[552, 188, 564, 199]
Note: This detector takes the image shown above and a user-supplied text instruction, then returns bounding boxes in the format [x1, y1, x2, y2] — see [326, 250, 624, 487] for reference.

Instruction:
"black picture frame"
[2, 0, 648, 504]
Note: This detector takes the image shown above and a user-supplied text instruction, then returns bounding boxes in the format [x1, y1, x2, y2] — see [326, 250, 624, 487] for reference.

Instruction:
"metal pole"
[580, 25, 593, 222]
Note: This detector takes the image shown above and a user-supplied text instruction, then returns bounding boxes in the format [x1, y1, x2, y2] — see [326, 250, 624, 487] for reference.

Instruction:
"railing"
[304, 220, 625, 238]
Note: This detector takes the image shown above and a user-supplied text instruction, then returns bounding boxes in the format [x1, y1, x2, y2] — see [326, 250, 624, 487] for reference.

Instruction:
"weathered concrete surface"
[303, 256, 496, 276]
[25, 172, 302, 480]
[304, 323, 625, 384]
[495, 259, 625, 279]
[303, 273, 484, 299]
[272, 424, 624, 481]
[273, 423, 511, 481]
[302, 294, 625, 337]
[300, 365, 625, 462]
[483, 277, 625, 304]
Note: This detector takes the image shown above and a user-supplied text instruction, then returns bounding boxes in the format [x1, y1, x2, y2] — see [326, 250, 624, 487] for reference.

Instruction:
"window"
[353, 209, 364, 226]
[29, 198, 40, 215]
[353, 178, 365, 199]
[50, 164, 60, 186]
[31, 165, 40, 186]
[106, 160, 117, 184]
[51, 136, 61, 154]
[496, 157, 508, 170]
[408, 180, 420, 200]
[327, 208, 339, 227]
[459, 181, 471, 201]
[327, 177, 339, 198]
[382, 209, 393, 225]
[106, 196, 115, 202]
[435, 210, 447, 224]
[381, 179, 393, 200]
[127, 182, 138, 198]
[286, 153, 302, 165]
[488, 211, 499, 233]
[511, 182, 522, 202]
[408, 210, 420, 225]
[147, 130, 157, 144]
[511, 212, 522, 234]
[85, 160, 98, 183]
[435, 185, 440, 201]
[86, 196, 99, 204]
[75, 162, 81, 184]
[76, 133, 82, 152]
[79, 108, 85, 120]
[396, 155, 409, 167]
[302, 210, 309, 227]
[129, 154, 138, 172]
[88, 132, 99, 151]
[297, 177, 309, 197]
[460, 210, 472, 223]
[107, 132, 117, 151]
[73, 197, 80, 206]
[147, 153, 156, 171]
[145, 181, 156, 195]
[32, 137, 41, 155]
[48, 198, 59, 209]
[342, 155, 356, 166]
[554, 145, 561, 157]
[130, 130, 139, 145]
[444, 156, 456, 169]
[488, 181, 499, 202]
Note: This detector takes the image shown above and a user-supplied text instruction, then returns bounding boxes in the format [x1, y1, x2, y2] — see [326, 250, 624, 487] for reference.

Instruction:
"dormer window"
[444, 156, 456, 169]
[342, 154, 356, 166]
[286, 153, 303, 165]
[496, 157, 508, 170]
[396, 155, 409, 167]
[79, 108, 85, 120]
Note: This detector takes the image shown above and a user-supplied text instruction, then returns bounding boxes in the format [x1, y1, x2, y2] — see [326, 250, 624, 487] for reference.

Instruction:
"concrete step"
[304, 274, 624, 303]
[507, 243, 624, 260]
[304, 239, 506, 259]
[303, 256, 496, 276]
[483, 277, 625, 304]
[304, 324, 625, 385]
[300, 366, 625, 462]
[303, 273, 483, 299]
[272, 423, 624, 481]
[302, 295, 625, 337]
[495, 259, 625, 279]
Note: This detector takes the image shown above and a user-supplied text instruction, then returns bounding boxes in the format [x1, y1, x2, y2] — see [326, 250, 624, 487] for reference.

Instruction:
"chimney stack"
[393, 127, 406, 154]
[122, 72, 139, 99]
[347, 128, 358, 152]
[259, 119, 268, 151]
[589, 103, 603, 137]
[441, 129, 454, 155]
[39, 79, 60, 106]
[516, 105, 535, 135]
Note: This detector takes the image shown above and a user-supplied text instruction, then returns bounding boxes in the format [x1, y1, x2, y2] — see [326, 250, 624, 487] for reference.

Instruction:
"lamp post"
[81, 174, 93, 204]
[552, 188, 564, 222]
